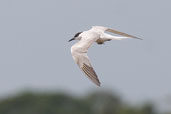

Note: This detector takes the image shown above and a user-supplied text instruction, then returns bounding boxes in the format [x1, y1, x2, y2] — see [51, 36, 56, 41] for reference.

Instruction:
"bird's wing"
[71, 43, 101, 86]
[91, 26, 142, 40]
[106, 28, 142, 40]
[82, 62, 100, 86]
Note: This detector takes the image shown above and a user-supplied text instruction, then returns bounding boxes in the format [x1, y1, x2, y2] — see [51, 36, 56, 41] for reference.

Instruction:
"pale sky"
[0, 0, 171, 111]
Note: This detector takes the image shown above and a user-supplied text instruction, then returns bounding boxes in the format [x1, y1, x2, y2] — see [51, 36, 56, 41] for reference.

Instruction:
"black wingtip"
[97, 83, 101, 87]
[95, 81, 101, 87]
[137, 38, 143, 40]
[133, 37, 143, 40]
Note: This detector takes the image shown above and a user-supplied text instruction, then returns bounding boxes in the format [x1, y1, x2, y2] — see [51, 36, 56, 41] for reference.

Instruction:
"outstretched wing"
[91, 26, 142, 40]
[71, 43, 101, 86]
[106, 28, 142, 40]
[81, 62, 100, 86]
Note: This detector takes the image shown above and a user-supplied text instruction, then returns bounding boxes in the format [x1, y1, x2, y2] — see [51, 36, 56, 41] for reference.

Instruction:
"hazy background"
[0, 0, 171, 112]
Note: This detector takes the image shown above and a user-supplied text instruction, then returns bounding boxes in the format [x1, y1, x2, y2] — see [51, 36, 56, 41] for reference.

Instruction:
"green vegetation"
[0, 90, 160, 114]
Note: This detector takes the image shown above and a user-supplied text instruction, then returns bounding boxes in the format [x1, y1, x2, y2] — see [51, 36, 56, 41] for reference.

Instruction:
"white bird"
[69, 26, 142, 86]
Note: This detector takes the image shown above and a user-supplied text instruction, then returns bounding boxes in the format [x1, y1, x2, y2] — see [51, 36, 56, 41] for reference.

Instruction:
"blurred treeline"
[0, 90, 167, 114]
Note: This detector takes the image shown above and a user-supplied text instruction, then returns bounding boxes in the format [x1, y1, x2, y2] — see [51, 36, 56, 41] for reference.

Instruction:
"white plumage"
[69, 26, 142, 86]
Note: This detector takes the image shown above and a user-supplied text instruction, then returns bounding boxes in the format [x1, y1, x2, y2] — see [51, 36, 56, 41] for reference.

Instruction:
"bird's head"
[68, 32, 82, 42]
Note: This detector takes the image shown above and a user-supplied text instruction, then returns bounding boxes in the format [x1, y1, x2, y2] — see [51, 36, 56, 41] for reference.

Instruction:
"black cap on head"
[68, 32, 82, 42]
[74, 32, 82, 37]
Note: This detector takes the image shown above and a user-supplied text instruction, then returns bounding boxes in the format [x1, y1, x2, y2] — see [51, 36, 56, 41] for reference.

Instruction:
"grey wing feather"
[81, 63, 100, 86]
[71, 44, 101, 87]
[106, 28, 142, 40]
[92, 26, 142, 40]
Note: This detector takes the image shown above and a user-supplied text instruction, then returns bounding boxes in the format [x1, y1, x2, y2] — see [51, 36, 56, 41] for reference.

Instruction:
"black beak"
[68, 38, 75, 42]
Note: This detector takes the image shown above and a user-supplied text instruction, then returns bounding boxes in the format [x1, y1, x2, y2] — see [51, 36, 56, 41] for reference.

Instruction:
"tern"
[69, 26, 142, 86]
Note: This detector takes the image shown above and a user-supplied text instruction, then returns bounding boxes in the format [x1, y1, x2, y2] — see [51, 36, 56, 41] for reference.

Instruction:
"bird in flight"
[69, 26, 142, 87]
